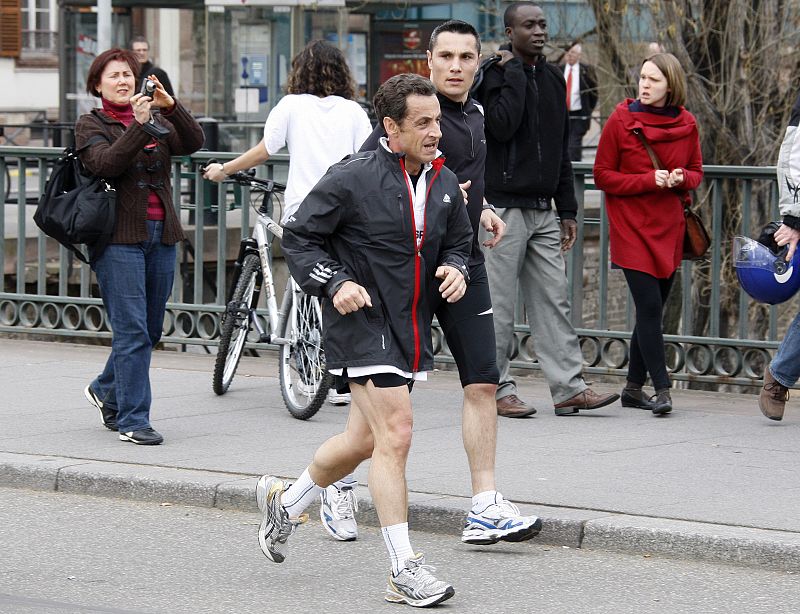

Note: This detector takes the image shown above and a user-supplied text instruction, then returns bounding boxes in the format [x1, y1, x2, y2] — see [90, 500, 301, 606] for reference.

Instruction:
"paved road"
[1, 488, 797, 614]
[3, 338, 800, 570]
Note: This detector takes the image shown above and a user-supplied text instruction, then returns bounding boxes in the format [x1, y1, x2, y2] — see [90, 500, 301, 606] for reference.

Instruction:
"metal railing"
[1, 146, 795, 388]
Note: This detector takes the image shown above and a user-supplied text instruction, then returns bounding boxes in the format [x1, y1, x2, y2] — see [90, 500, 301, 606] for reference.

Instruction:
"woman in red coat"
[594, 53, 703, 415]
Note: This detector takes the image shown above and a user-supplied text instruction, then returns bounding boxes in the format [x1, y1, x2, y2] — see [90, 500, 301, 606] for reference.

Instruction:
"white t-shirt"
[263, 93, 372, 223]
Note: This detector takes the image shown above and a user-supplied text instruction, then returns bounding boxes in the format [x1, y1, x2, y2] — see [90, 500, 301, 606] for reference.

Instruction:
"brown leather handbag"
[632, 128, 710, 260]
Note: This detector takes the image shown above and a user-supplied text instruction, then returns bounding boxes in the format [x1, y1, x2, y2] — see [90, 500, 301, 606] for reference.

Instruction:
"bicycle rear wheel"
[279, 283, 333, 420]
[212, 253, 260, 395]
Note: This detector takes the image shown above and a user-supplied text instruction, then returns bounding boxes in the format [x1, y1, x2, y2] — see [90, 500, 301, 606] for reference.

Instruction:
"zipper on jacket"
[460, 101, 476, 160]
[399, 157, 442, 372]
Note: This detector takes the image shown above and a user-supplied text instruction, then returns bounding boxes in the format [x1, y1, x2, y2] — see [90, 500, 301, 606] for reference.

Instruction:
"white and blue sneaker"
[320, 483, 358, 541]
[461, 495, 542, 545]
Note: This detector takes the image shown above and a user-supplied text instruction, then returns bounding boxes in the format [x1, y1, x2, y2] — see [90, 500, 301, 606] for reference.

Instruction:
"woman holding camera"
[77, 48, 204, 445]
[593, 52, 703, 415]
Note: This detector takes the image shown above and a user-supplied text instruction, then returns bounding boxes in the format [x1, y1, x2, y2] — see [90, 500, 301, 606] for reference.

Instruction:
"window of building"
[20, 0, 57, 57]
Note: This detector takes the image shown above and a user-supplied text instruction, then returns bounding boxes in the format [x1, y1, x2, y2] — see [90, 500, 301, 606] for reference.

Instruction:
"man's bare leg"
[462, 382, 498, 494]
[460, 384, 543, 545]
[307, 397, 374, 486]
[347, 381, 412, 526]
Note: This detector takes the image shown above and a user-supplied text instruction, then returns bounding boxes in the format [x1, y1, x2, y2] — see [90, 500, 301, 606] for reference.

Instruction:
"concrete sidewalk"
[2, 338, 799, 570]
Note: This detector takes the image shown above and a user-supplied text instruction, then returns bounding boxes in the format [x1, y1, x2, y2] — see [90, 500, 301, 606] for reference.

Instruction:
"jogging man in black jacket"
[475, 2, 619, 417]
[359, 20, 542, 547]
[254, 74, 471, 608]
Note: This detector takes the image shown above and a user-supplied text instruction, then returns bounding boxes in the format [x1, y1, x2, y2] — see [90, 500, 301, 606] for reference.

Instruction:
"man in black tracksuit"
[474, 2, 618, 417]
[360, 20, 542, 547]
[260, 74, 471, 607]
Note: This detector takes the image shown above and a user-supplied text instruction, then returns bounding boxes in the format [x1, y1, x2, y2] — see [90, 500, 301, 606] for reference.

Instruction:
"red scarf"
[101, 98, 135, 126]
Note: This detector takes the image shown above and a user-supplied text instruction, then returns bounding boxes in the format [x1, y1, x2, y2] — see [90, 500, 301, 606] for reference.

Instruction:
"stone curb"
[2, 453, 798, 571]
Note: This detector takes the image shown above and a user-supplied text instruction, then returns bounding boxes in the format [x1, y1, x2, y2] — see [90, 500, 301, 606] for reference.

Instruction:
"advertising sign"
[370, 21, 438, 95]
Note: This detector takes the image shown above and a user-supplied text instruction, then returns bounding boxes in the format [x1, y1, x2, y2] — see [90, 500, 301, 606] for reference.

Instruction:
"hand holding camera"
[134, 75, 172, 139]
[140, 75, 174, 110]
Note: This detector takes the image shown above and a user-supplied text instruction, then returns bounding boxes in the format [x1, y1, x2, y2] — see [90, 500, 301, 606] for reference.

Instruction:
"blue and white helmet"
[734, 224, 800, 305]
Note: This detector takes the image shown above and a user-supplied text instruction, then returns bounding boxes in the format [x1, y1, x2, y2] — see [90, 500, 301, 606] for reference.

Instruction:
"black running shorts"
[334, 369, 414, 393]
[436, 262, 500, 387]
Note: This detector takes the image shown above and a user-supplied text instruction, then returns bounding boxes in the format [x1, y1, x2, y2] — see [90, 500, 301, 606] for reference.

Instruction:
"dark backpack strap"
[470, 54, 501, 98]
[75, 112, 110, 153]
[76, 134, 110, 152]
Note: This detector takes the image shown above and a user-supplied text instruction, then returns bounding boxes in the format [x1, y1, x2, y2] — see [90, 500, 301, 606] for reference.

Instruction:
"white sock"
[471, 490, 500, 513]
[282, 468, 323, 517]
[381, 522, 415, 576]
[334, 474, 357, 490]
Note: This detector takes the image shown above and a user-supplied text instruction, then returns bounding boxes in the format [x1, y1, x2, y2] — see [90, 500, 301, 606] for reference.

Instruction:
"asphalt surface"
[2, 488, 799, 614]
[1, 338, 800, 571]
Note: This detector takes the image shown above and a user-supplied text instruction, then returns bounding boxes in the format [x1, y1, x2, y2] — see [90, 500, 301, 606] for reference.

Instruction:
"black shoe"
[84, 385, 118, 431]
[651, 390, 673, 415]
[119, 428, 164, 445]
[620, 388, 656, 410]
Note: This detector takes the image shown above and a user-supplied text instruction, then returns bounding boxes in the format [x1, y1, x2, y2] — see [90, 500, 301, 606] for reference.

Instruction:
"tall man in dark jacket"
[131, 36, 175, 97]
[255, 74, 472, 608]
[475, 1, 618, 417]
[359, 19, 541, 547]
[562, 42, 598, 161]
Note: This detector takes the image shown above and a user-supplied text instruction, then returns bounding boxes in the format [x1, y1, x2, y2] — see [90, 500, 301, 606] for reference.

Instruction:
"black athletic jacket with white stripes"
[281, 144, 473, 373]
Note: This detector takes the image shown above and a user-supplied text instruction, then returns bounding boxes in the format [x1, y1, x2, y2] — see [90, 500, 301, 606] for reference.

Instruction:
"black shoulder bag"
[34, 133, 116, 264]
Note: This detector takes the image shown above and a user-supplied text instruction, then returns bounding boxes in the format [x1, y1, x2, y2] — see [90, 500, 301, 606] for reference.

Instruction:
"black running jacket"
[282, 145, 473, 373]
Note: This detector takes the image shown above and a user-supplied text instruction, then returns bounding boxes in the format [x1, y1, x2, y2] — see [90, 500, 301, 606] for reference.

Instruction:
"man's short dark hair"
[429, 20, 481, 54]
[130, 35, 149, 48]
[373, 73, 437, 125]
[504, 1, 541, 27]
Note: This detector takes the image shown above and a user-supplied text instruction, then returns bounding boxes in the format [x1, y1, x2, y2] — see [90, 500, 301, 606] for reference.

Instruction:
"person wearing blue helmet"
[757, 92, 800, 420]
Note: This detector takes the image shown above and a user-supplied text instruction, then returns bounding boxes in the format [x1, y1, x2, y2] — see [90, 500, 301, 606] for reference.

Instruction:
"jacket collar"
[437, 91, 470, 112]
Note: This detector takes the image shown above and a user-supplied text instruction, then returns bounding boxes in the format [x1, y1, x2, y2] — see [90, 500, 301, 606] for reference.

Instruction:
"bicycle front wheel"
[212, 253, 260, 395]
[279, 285, 332, 420]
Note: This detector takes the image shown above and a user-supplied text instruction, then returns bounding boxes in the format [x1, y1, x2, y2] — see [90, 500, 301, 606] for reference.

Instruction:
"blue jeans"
[771, 310, 800, 388]
[90, 221, 176, 432]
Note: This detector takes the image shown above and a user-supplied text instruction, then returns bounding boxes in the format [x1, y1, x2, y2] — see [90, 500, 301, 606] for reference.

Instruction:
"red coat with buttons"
[593, 99, 704, 278]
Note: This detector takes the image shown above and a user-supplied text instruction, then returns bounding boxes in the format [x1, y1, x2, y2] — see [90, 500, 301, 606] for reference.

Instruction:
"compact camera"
[140, 78, 157, 98]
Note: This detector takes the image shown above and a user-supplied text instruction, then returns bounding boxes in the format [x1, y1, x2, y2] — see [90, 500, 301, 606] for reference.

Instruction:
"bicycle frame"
[227, 203, 297, 348]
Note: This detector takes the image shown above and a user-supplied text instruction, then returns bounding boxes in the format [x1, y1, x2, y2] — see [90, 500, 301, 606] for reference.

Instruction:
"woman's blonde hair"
[642, 52, 687, 108]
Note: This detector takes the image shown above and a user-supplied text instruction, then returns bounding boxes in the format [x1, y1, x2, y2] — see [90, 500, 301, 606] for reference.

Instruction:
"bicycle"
[208, 167, 333, 420]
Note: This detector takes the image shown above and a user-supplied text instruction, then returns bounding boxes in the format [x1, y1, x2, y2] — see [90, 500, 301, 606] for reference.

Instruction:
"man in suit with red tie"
[562, 42, 598, 162]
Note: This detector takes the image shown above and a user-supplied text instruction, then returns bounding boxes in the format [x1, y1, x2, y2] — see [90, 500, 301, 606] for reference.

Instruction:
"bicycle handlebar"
[201, 160, 286, 194]
[227, 171, 286, 194]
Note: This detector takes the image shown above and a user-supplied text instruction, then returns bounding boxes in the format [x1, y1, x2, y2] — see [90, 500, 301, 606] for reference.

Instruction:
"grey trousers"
[482, 207, 586, 404]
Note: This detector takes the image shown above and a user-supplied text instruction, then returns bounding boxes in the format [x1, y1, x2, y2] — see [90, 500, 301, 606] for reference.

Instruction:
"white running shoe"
[327, 390, 351, 405]
[385, 554, 455, 607]
[461, 495, 542, 545]
[255, 475, 307, 563]
[319, 483, 358, 541]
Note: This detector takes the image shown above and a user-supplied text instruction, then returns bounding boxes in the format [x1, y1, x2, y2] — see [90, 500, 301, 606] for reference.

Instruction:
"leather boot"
[651, 389, 672, 415]
[620, 387, 655, 410]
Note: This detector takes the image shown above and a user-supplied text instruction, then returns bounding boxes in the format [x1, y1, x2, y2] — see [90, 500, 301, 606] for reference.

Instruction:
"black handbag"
[34, 135, 116, 264]
[632, 128, 710, 260]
